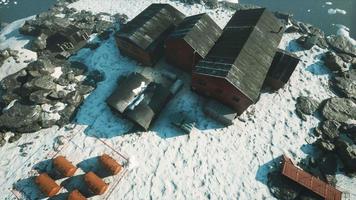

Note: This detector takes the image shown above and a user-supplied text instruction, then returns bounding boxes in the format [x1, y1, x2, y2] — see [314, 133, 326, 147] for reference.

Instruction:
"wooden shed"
[191, 8, 284, 114]
[264, 49, 300, 90]
[165, 13, 222, 71]
[115, 4, 185, 66]
[282, 155, 342, 200]
[46, 25, 90, 53]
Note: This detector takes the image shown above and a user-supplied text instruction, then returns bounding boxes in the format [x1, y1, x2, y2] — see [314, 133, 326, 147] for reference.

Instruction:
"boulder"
[323, 51, 348, 72]
[340, 124, 356, 142]
[29, 90, 51, 104]
[316, 120, 341, 140]
[31, 75, 56, 90]
[76, 84, 94, 95]
[327, 35, 356, 57]
[83, 69, 105, 87]
[65, 91, 83, 106]
[315, 138, 336, 152]
[0, 69, 27, 91]
[267, 171, 302, 200]
[70, 61, 88, 76]
[26, 59, 55, 77]
[57, 105, 77, 126]
[335, 139, 356, 173]
[321, 98, 356, 123]
[0, 102, 42, 133]
[8, 134, 22, 143]
[31, 33, 48, 51]
[295, 96, 319, 120]
[331, 69, 356, 99]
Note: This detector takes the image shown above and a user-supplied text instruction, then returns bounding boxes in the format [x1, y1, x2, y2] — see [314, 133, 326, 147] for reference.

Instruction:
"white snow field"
[0, 0, 355, 199]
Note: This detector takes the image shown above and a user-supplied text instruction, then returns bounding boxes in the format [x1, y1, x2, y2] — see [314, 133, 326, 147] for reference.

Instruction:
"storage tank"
[53, 156, 77, 177]
[35, 173, 61, 197]
[68, 189, 87, 200]
[100, 154, 122, 175]
[84, 171, 108, 195]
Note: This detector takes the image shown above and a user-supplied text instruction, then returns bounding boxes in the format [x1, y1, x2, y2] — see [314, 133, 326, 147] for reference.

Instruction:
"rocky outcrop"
[295, 96, 319, 120]
[321, 98, 356, 123]
[323, 51, 348, 72]
[315, 120, 341, 140]
[331, 69, 356, 99]
[267, 171, 302, 200]
[335, 139, 356, 173]
[327, 35, 356, 57]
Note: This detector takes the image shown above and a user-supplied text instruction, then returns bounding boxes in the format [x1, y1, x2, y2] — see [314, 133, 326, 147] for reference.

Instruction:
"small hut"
[46, 25, 90, 53]
[264, 49, 300, 90]
[191, 8, 284, 114]
[115, 4, 185, 66]
[165, 13, 222, 71]
[107, 73, 179, 130]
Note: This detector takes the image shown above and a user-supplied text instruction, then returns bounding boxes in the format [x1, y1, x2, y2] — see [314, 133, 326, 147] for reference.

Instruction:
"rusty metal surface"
[282, 156, 342, 200]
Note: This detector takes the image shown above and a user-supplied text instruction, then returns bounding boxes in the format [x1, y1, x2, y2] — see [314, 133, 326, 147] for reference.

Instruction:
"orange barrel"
[68, 189, 87, 200]
[35, 173, 61, 197]
[84, 171, 108, 195]
[100, 154, 122, 175]
[53, 156, 77, 177]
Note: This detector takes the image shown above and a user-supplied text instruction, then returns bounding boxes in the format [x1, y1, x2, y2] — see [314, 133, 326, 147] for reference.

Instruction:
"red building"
[165, 13, 222, 72]
[191, 8, 284, 114]
[115, 4, 184, 66]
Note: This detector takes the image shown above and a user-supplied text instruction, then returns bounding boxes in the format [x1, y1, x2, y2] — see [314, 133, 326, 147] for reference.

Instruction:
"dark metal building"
[282, 155, 342, 200]
[107, 73, 181, 130]
[264, 49, 300, 90]
[191, 8, 284, 114]
[46, 25, 90, 53]
[165, 13, 222, 71]
[115, 4, 185, 66]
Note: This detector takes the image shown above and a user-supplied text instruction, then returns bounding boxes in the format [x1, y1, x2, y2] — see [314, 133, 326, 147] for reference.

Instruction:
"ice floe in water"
[328, 8, 347, 15]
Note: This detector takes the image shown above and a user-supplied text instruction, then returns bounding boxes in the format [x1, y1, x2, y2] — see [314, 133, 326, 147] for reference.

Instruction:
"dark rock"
[31, 33, 48, 51]
[85, 42, 101, 50]
[327, 35, 356, 57]
[29, 90, 51, 104]
[58, 105, 77, 126]
[39, 113, 57, 128]
[98, 30, 112, 40]
[76, 84, 94, 95]
[321, 98, 356, 123]
[31, 75, 56, 90]
[8, 134, 22, 143]
[0, 133, 5, 147]
[309, 26, 328, 49]
[83, 69, 105, 87]
[26, 59, 55, 77]
[340, 124, 356, 142]
[0, 69, 27, 91]
[323, 51, 348, 72]
[315, 138, 336, 152]
[1, 92, 21, 105]
[93, 20, 113, 33]
[0, 102, 42, 133]
[318, 153, 338, 176]
[65, 91, 83, 106]
[295, 96, 319, 120]
[331, 69, 356, 98]
[70, 61, 88, 76]
[113, 13, 128, 25]
[297, 34, 318, 50]
[48, 90, 66, 100]
[335, 139, 356, 173]
[285, 25, 300, 33]
[267, 171, 302, 200]
[317, 120, 341, 140]
[337, 53, 354, 63]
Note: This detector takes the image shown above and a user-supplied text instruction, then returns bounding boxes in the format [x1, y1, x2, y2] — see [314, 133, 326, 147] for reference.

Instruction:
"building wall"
[191, 73, 253, 115]
[115, 37, 154, 66]
[165, 39, 201, 72]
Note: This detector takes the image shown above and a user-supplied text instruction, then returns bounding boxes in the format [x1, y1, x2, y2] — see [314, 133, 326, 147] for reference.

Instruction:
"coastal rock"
[335, 139, 356, 173]
[323, 51, 348, 72]
[331, 69, 356, 98]
[70, 61, 88, 76]
[57, 105, 77, 126]
[0, 69, 27, 91]
[39, 112, 58, 128]
[316, 120, 341, 140]
[29, 90, 51, 104]
[267, 171, 302, 200]
[76, 84, 94, 95]
[340, 124, 356, 142]
[65, 91, 83, 106]
[48, 90, 66, 100]
[327, 35, 356, 57]
[295, 96, 319, 120]
[83, 69, 105, 87]
[26, 59, 55, 77]
[8, 134, 22, 143]
[31, 75, 56, 90]
[297, 34, 318, 50]
[315, 138, 336, 152]
[321, 98, 356, 123]
[31, 33, 48, 51]
[0, 133, 5, 147]
[0, 102, 42, 133]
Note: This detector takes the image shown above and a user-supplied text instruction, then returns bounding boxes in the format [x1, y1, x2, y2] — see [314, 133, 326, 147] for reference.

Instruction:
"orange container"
[53, 156, 77, 177]
[35, 173, 61, 197]
[68, 189, 87, 200]
[84, 171, 108, 195]
[100, 154, 122, 175]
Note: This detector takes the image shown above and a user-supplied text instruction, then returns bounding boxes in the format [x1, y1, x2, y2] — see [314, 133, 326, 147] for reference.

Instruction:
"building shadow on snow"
[255, 156, 283, 185]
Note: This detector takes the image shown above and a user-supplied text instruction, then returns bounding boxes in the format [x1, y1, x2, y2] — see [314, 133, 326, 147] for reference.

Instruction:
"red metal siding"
[191, 73, 253, 114]
[165, 38, 201, 72]
[282, 156, 342, 200]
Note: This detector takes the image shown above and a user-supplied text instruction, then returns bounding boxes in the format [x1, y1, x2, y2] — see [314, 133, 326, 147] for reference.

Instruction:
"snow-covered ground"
[0, 0, 355, 199]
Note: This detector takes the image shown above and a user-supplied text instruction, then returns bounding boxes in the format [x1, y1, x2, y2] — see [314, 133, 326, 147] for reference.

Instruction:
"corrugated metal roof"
[194, 8, 283, 102]
[282, 155, 342, 200]
[116, 4, 185, 51]
[168, 13, 222, 58]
